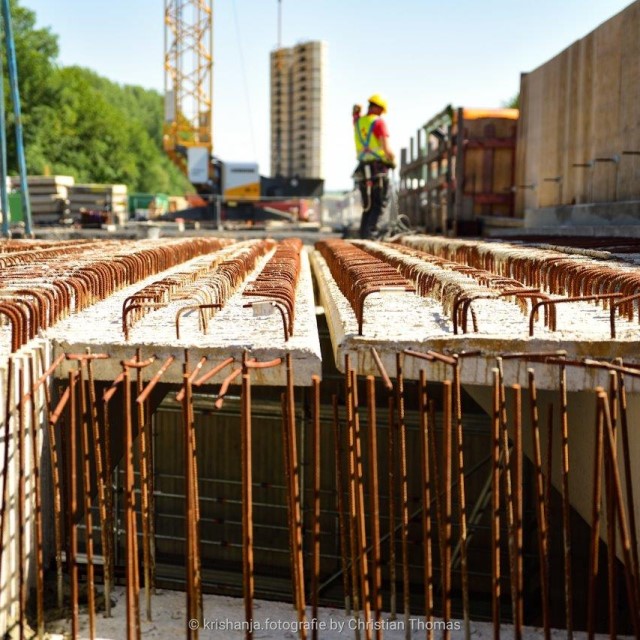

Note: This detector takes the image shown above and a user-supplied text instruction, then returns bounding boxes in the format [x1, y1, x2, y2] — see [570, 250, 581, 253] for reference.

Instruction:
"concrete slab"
[48, 248, 321, 386]
[310, 248, 640, 392]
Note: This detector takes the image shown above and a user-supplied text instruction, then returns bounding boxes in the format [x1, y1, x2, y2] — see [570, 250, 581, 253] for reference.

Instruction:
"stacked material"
[10, 175, 74, 224]
[69, 183, 128, 224]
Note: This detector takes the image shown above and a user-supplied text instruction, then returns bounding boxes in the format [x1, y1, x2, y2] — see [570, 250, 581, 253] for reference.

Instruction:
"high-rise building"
[270, 40, 326, 179]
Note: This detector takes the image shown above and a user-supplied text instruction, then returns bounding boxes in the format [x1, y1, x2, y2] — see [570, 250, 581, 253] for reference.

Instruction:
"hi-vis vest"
[354, 114, 387, 163]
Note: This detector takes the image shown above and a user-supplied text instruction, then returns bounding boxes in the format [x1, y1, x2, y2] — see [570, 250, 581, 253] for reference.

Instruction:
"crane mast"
[163, 0, 213, 183]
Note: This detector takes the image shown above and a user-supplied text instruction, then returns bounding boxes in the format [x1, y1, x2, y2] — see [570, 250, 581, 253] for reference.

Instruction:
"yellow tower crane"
[163, 0, 214, 186]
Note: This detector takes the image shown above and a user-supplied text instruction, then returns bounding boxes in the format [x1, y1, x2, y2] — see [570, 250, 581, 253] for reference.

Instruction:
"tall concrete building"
[270, 40, 326, 179]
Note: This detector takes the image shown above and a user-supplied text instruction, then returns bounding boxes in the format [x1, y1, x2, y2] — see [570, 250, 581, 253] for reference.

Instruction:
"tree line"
[3, 0, 193, 194]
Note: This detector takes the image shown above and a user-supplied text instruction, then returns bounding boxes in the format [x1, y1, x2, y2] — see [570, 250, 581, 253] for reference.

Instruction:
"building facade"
[270, 40, 326, 179]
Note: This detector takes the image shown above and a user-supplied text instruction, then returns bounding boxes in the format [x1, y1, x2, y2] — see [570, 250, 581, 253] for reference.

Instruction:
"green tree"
[2, 0, 193, 195]
[504, 93, 520, 109]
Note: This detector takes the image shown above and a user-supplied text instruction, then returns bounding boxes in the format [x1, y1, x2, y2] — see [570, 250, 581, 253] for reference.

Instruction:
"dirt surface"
[45, 586, 626, 639]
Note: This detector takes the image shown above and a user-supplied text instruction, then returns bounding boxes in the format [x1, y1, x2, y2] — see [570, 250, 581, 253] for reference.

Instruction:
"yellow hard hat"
[368, 94, 387, 113]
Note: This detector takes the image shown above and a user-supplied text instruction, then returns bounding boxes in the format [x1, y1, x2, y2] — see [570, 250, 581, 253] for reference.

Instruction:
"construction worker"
[352, 94, 396, 239]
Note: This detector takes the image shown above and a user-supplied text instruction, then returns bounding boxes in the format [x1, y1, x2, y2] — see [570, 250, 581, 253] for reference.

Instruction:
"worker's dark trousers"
[358, 177, 389, 239]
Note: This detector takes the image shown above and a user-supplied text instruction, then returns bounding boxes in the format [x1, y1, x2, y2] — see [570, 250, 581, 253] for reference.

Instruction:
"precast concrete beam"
[48, 248, 321, 386]
[311, 247, 640, 392]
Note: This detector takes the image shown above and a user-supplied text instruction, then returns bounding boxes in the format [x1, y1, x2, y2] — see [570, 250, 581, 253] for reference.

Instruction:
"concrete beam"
[311, 248, 640, 392]
[48, 249, 322, 387]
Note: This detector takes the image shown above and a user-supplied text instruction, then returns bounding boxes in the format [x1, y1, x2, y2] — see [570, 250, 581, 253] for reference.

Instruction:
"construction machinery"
[162, 0, 321, 225]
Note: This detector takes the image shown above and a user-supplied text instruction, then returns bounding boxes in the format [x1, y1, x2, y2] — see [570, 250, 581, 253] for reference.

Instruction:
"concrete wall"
[0, 344, 53, 635]
[515, 1, 640, 215]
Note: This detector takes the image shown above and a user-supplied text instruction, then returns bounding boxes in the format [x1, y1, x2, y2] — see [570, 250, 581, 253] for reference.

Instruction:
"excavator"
[162, 0, 321, 226]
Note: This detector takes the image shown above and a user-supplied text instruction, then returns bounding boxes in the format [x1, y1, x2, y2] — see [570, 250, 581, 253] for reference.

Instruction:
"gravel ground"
[46, 586, 627, 639]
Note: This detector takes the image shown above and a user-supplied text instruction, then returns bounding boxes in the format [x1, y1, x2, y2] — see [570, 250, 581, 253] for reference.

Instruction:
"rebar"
[4, 229, 640, 640]
[332, 393, 352, 616]
[365, 375, 383, 639]
[587, 389, 604, 639]
[490, 369, 501, 640]
[311, 375, 321, 640]
[395, 353, 411, 640]
[528, 369, 550, 639]
[285, 353, 307, 639]
[418, 369, 434, 640]
[241, 358, 254, 639]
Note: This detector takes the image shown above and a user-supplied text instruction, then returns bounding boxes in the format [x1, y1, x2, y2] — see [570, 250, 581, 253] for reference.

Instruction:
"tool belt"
[352, 160, 390, 183]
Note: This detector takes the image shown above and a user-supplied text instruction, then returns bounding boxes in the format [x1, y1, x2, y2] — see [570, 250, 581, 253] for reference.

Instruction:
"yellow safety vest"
[354, 114, 387, 163]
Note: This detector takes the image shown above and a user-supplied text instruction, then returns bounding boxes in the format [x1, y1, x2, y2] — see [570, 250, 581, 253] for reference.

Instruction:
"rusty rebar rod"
[78, 362, 96, 639]
[241, 361, 254, 640]
[529, 293, 623, 336]
[176, 356, 208, 402]
[188, 355, 204, 624]
[85, 352, 113, 618]
[427, 396, 444, 617]
[453, 357, 470, 640]
[442, 379, 453, 640]
[545, 403, 554, 545]
[601, 393, 640, 636]
[418, 350, 471, 637]
[497, 359, 517, 627]
[192, 356, 234, 388]
[491, 369, 501, 640]
[616, 366, 640, 598]
[606, 371, 618, 639]
[528, 369, 550, 639]
[102, 375, 117, 622]
[136, 351, 154, 622]
[311, 375, 321, 640]
[281, 392, 299, 612]
[395, 353, 411, 640]
[0, 360, 13, 620]
[332, 394, 352, 616]
[402, 349, 435, 364]
[214, 367, 242, 409]
[351, 367, 372, 640]
[103, 370, 126, 404]
[136, 355, 176, 404]
[123, 366, 141, 640]
[121, 350, 157, 624]
[24, 353, 66, 400]
[559, 363, 573, 638]
[285, 353, 307, 639]
[182, 372, 198, 639]
[418, 369, 434, 640]
[345, 359, 362, 640]
[68, 370, 79, 640]
[17, 370, 26, 640]
[175, 303, 222, 339]
[587, 389, 604, 639]
[366, 376, 383, 639]
[609, 292, 640, 338]
[388, 393, 397, 622]
[512, 384, 524, 640]
[371, 347, 393, 391]
[243, 300, 290, 341]
[40, 354, 65, 612]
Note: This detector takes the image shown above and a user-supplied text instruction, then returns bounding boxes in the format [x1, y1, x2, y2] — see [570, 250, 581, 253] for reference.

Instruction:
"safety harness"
[355, 116, 385, 163]
[354, 115, 389, 213]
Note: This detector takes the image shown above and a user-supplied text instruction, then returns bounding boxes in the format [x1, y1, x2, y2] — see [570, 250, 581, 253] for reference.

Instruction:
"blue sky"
[24, 0, 632, 191]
